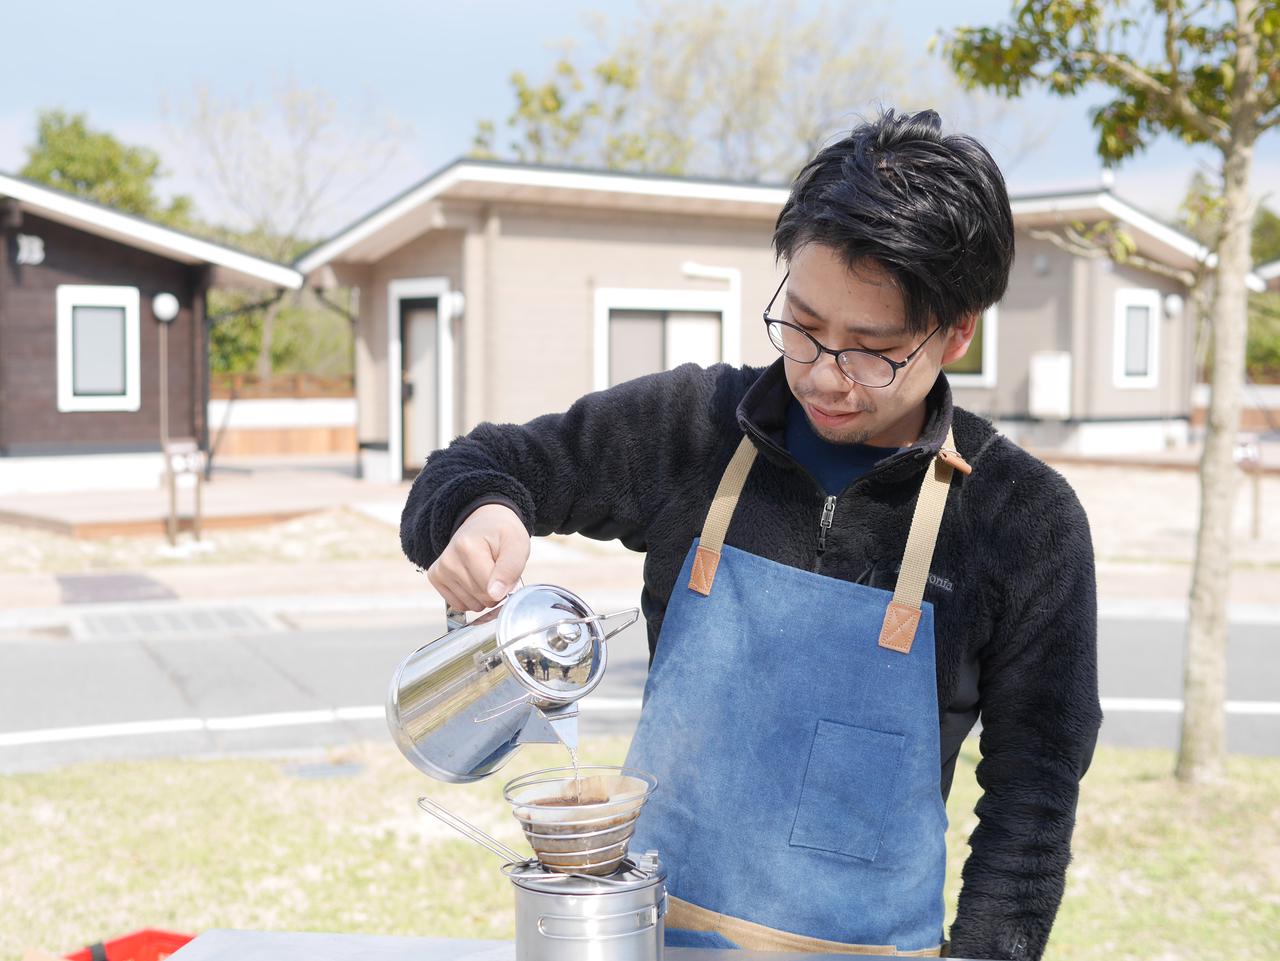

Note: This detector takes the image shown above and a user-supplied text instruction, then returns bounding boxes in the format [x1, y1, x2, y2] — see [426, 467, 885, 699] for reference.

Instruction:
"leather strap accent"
[689, 545, 721, 596]
[667, 895, 941, 956]
[878, 601, 923, 654]
[687, 436, 757, 595]
[878, 427, 958, 654]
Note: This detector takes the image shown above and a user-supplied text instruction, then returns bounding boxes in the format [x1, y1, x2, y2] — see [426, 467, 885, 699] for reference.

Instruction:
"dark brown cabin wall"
[1, 213, 196, 452]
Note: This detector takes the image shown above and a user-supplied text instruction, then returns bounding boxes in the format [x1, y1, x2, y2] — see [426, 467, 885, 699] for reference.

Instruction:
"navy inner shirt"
[784, 399, 900, 495]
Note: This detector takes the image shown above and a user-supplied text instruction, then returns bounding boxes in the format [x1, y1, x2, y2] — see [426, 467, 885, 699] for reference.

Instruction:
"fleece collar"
[734, 359, 956, 486]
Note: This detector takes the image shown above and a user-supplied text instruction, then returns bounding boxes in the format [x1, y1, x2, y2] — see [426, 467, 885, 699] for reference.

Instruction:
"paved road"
[0, 594, 1276, 772]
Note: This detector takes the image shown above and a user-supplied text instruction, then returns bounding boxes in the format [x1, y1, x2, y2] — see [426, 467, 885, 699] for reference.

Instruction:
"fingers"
[427, 503, 531, 611]
[425, 559, 469, 612]
[427, 541, 492, 612]
[486, 527, 531, 602]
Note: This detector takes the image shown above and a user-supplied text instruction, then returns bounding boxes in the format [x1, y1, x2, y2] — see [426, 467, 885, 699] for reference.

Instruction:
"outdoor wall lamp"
[152, 290, 181, 544]
[152, 291, 180, 323]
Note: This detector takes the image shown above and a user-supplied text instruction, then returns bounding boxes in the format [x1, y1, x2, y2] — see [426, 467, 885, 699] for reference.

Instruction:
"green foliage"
[472, 53, 650, 170]
[1253, 205, 1280, 265]
[944, 1, 1280, 165]
[1177, 173, 1280, 382]
[19, 109, 194, 226]
[207, 291, 265, 375]
[271, 297, 354, 376]
[1177, 170, 1225, 247]
[207, 289, 354, 377]
[1247, 294, 1280, 381]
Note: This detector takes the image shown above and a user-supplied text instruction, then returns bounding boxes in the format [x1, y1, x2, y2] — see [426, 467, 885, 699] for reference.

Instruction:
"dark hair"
[772, 108, 1014, 335]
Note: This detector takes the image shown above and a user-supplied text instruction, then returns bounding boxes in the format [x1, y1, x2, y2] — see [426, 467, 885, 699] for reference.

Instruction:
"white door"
[403, 301, 438, 472]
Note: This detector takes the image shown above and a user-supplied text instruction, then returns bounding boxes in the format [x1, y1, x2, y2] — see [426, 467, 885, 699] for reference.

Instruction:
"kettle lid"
[498, 584, 606, 703]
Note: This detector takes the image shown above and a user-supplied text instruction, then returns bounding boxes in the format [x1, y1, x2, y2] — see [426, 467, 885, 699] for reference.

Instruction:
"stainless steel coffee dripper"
[387, 583, 638, 783]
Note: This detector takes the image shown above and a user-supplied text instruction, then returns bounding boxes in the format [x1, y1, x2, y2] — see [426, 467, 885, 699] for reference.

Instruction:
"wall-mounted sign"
[15, 234, 45, 266]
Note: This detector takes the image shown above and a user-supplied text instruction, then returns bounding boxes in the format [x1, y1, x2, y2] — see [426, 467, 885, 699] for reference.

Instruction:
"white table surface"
[168, 929, 925, 960]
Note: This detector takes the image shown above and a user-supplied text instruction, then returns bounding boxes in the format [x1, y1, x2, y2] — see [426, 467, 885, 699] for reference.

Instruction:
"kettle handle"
[445, 578, 526, 633]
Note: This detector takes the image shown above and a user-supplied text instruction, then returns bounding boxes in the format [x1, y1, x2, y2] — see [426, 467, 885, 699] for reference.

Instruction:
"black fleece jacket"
[400, 360, 1102, 961]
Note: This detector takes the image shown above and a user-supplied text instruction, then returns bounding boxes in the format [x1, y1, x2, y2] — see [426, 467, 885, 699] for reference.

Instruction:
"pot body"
[509, 856, 666, 961]
[386, 584, 607, 783]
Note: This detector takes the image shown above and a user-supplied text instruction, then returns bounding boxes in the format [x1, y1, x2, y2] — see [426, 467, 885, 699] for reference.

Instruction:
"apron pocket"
[789, 719, 905, 862]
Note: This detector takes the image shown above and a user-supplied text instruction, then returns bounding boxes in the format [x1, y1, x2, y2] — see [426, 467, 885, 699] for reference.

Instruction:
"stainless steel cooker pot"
[504, 853, 667, 961]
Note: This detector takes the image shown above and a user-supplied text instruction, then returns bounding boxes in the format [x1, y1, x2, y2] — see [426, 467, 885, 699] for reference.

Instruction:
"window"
[943, 306, 998, 388]
[56, 285, 141, 412]
[608, 309, 722, 386]
[1113, 288, 1161, 389]
[593, 287, 736, 391]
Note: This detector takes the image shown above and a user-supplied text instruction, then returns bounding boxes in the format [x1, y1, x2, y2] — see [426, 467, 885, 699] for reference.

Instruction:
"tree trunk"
[256, 298, 282, 382]
[1176, 135, 1254, 784]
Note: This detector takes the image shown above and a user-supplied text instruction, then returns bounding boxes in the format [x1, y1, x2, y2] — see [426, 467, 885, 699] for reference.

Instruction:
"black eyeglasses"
[763, 272, 942, 389]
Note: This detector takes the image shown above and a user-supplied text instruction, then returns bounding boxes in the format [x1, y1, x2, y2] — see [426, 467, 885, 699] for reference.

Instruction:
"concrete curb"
[1, 590, 1276, 639]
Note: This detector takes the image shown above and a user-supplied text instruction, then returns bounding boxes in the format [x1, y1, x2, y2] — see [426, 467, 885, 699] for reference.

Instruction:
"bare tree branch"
[1028, 225, 1200, 286]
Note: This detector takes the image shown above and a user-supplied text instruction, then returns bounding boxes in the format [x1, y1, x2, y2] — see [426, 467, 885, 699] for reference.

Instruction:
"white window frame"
[945, 305, 999, 389]
[56, 285, 141, 412]
[1113, 287, 1161, 390]
[593, 287, 738, 392]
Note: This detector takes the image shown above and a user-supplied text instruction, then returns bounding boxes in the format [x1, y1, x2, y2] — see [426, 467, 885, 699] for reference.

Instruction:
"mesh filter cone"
[503, 766, 657, 876]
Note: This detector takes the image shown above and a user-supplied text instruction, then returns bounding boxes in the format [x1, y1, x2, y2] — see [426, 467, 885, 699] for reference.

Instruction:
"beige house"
[296, 159, 1232, 482]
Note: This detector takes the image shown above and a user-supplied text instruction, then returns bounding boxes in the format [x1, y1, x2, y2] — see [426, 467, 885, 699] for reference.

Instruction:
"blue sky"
[2, 0, 1276, 237]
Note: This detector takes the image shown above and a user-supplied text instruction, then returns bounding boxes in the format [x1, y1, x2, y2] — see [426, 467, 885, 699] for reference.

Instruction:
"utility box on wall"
[1029, 351, 1072, 421]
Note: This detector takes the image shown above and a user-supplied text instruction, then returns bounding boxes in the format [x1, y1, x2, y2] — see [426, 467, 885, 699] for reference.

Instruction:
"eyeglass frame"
[763, 271, 944, 389]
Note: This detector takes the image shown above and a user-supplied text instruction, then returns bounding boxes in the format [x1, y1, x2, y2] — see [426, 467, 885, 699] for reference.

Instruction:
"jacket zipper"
[817, 495, 837, 555]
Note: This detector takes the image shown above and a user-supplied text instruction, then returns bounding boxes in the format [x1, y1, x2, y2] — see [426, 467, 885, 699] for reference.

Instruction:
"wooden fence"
[210, 373, 355, 399]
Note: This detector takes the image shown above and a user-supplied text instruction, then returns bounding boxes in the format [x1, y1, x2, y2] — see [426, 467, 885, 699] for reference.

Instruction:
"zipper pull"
[818, 496, 836, 554]
[937, 447, 973, 475]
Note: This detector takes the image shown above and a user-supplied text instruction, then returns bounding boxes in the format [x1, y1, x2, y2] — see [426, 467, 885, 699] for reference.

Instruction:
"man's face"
[779, 243, 978, 447]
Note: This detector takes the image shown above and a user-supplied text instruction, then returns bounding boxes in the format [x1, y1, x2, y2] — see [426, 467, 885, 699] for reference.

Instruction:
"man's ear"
[940, 312, 980, 366]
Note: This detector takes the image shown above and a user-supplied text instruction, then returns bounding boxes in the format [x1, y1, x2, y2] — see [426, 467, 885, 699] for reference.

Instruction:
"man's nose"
[810, 351, 851, 393]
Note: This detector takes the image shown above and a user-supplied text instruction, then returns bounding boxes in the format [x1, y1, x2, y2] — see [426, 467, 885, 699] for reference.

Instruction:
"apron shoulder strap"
[878, 426, 960, 654]
[688, 426, 966, 656]
[688, 435, 758, 596]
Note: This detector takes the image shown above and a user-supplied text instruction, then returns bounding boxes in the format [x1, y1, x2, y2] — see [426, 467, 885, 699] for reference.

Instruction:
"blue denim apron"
[625, 433, 961, 955]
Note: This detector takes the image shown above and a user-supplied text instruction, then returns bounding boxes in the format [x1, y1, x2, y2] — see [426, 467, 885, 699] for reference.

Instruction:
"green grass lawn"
[4, 739, 1277, 959]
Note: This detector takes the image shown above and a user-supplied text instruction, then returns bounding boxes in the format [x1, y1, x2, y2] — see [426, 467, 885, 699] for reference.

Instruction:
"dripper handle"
[417, 796, 528, 863]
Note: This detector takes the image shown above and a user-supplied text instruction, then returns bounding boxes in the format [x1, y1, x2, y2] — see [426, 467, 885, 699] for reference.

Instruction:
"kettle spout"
[546, 705, 579, 752]
[517, 703, 579, 751]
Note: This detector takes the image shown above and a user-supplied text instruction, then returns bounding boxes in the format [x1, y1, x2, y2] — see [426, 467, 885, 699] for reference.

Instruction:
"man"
[401, 108, 1101, 960]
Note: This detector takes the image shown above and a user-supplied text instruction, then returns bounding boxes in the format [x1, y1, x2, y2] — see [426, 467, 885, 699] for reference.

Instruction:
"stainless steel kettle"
[387, 583, 638, 783]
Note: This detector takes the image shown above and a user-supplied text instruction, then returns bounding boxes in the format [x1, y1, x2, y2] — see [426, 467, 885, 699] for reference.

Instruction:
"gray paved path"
[1, 595, 1275, 773]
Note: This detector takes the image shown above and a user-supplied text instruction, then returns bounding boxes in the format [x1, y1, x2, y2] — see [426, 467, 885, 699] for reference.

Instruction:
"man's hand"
[427, 504, 531, 611]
